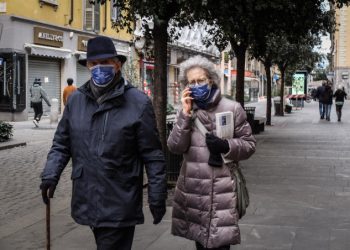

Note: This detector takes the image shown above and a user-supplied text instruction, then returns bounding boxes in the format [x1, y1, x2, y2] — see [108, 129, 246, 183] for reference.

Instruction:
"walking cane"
[46, 199, 51, 250]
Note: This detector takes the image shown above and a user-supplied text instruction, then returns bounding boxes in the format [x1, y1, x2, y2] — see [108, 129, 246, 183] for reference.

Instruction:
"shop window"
[85, 0, 100, 32]
[0, 53, 26, 112]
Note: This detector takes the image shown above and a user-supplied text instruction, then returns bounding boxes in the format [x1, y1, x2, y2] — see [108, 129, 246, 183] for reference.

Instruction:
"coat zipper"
[101, 111, 109, 141]
[206, 167, 215, 247]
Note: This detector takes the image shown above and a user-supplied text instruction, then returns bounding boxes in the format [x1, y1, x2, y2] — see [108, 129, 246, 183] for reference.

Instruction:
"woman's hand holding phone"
[181, 87, 193, 116]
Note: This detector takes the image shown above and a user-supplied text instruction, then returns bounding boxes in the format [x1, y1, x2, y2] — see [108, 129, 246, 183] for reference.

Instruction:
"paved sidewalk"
[1, 100, 350, 249]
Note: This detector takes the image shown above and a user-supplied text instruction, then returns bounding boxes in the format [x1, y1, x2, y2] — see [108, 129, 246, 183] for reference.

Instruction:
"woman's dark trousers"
[336, 104, 343, 121]
[92, 226, 135, 250]
[195, 241, 230, 250]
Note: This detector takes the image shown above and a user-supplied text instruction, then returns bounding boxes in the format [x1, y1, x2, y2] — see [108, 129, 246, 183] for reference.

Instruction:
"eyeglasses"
[188, 78, 210, 88]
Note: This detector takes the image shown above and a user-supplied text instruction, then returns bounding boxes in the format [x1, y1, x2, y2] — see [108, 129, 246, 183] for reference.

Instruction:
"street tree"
[271, 34, 321, 115]
[248, 0, 345, 122]
[90, 0, 189, 151]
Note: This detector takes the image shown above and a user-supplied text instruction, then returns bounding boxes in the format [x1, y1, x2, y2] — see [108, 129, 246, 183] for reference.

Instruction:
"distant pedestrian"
[323, 82, 334, 121]
[333, 85, 347, 122]
[167, 55, 256, 250]
[39, 36, 167, 250]
[315, 81, 326, 119]
[30, 78, 51, 126]
[311, 88, 317, 101]
[62, 78, 77, 105]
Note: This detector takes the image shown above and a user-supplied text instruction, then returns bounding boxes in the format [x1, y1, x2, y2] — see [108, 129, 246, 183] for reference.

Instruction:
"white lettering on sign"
[38, 32, 63, 42]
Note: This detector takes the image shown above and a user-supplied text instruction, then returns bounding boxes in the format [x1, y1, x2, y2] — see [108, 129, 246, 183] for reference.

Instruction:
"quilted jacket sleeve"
[223, 104, 256, 162]
[167, 109, 192, 155]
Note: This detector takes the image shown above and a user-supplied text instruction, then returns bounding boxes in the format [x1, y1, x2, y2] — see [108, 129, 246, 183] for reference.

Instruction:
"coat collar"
[78, 77, 133, 113]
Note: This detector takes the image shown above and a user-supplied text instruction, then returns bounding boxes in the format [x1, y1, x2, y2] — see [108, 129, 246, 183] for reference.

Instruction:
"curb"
[0, 141, 27, 151]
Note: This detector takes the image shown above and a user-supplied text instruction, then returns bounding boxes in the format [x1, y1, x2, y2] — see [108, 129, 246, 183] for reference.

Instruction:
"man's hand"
[150, 203, 166, 225]
[40, 179, 57, 204]
[205, 133, 230, 154]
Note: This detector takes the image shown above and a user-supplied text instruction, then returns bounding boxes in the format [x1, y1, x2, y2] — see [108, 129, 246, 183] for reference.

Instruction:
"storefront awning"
[74, 51, 87, 60]
[24, 43, 72, 59]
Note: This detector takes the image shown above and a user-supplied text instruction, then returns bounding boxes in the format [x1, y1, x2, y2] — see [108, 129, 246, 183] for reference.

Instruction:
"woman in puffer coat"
[167, 55, 256, 250]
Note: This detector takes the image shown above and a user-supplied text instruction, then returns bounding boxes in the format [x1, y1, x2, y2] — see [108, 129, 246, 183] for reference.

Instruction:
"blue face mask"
[190, 84, 214, 110]
[90, 65, 116, 86]
[190, 84, 212, 101]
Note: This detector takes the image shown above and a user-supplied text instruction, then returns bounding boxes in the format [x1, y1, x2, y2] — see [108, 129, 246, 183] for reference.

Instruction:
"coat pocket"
[71, 167, 83, 180]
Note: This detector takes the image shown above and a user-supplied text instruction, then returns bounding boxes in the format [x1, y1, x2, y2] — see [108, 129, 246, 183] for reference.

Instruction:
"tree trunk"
[278, 68, 285, 116]
[233, 45, 246, 107]
[263, 60, 272, 125]
[152, 20, 168, 151]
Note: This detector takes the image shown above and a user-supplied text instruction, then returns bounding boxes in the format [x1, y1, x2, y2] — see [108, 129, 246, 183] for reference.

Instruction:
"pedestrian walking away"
[30, 78, 51, 127]
[323, 81, 334, 121]
[167, 55, 256, 249]
[39, 36, 167, 250]
[62, 78, 77, 105]
[333, 85, 347, 122]
[315, 81, 326, 119]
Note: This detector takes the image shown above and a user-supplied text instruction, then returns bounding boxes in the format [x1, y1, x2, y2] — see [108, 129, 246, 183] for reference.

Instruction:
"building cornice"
[168, 43, 219, 59]
[9, 15, 130, 44]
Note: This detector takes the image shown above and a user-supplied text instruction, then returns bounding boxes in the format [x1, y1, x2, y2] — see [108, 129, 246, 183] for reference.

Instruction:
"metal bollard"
[50, 98, 59, 124]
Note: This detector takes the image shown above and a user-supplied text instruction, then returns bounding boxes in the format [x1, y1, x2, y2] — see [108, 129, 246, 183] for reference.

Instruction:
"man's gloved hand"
[205, 133, 230, 154]
[40, 179, 57, 204]
[208, 152, 223, 167]
[150, 203, 166, 225]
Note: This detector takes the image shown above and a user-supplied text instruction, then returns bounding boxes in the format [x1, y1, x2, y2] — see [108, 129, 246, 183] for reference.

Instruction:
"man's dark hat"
[78, 36, 127, 66]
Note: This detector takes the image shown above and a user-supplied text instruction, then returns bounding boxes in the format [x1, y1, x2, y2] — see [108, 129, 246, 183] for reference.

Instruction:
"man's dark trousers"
[92, 226, 135, 250]
[32, 102, 43, 121]
[318, 102, 325, 119]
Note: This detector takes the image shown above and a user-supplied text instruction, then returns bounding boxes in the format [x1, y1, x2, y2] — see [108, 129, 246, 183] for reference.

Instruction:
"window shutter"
[94, 3, 100, 32]
[111, 0, 121, 22]
[85, 0, 93, 31]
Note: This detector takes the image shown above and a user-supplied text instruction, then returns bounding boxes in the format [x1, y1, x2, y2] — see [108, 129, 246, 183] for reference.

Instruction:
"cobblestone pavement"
[0, 119, 73, 226]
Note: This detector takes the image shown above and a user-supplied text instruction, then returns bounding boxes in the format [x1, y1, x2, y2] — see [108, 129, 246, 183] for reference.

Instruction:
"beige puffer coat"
[167, 89, 256, 248]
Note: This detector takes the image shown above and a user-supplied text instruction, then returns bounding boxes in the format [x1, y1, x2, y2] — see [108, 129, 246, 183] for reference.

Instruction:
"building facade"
[0, 0, 134, 121]
[333, 6, 350, 91]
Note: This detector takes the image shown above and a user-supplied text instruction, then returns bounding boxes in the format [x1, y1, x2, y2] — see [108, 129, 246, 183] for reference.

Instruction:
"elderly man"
[40, 36, 167, 250]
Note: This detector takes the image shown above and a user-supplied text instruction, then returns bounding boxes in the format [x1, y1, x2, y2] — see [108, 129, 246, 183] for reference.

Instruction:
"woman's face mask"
[190, 83, 212, 101]
[90, 64, 116, 86]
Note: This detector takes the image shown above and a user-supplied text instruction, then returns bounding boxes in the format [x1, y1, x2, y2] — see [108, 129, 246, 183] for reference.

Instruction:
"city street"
[1, 100, 350, 249]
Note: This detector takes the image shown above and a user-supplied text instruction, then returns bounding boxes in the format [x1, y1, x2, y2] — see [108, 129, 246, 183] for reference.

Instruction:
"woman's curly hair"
[178, 55, 220, 88]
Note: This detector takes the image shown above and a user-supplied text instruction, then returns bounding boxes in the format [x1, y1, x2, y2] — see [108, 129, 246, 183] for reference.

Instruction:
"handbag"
[193, 116, 250, 219]
[231, 166, 249, 219]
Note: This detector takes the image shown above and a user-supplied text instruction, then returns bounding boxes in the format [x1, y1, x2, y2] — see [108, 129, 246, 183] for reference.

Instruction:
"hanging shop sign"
[34, 27, 63, 48]
[77, 36, 92, 52]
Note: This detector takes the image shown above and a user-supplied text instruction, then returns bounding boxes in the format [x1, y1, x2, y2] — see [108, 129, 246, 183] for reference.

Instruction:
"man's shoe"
[320, 116, 324, 119]
[33, 120, 38, 127]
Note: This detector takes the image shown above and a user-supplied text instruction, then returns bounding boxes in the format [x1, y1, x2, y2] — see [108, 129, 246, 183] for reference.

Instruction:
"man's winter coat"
[315, 85, 326, 103]
[167, 89, 256, 248]
[30, 83, 51, 105]
[41, 77, 167, 228]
